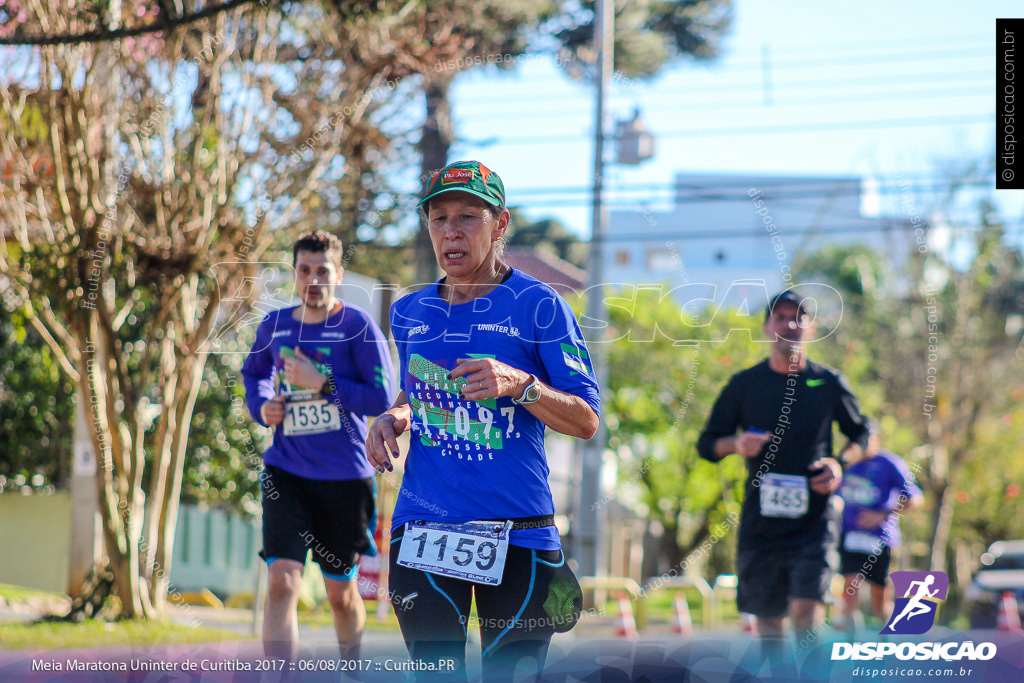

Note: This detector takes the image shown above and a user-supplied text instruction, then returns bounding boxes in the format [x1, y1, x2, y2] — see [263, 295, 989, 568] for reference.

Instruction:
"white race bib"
[283, 391, 341, 436]
[760, 473, 809, 518]
[844, 530, 883, 554]
[397, 520, 513, 585]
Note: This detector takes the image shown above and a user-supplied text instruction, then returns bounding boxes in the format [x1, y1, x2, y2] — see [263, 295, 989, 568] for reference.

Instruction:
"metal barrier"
[579, 574, 738, 632]
[642, 575, 715, 628]
[711, 574, 738, 628]
[578, 576, 642, 601]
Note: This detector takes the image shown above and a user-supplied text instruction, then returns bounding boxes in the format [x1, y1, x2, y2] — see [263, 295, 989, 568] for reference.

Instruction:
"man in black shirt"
[698, 289, 869, 661]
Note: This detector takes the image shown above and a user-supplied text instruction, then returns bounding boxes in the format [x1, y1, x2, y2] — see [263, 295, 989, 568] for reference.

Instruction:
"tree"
[506, 208, 587, 268]
[402, 0, 733, 285]
[601, 287, 760, 578]
[378, 0, 557, 285]
[0, 1, 414, 618]
[554, 0, 732, 79]
[792, 206, 1024, 598]
[0, 305, 74, 489]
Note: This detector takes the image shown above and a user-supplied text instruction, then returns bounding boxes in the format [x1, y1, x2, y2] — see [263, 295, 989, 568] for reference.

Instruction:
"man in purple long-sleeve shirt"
[242, 231, 394, 662]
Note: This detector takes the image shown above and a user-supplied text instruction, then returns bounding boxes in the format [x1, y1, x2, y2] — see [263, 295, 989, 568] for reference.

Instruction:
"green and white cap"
[419, 160, 506, 208]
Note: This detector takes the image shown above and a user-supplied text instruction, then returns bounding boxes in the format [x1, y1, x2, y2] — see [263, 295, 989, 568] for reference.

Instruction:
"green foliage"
[792, 220, 1024, 591]
[506, 208, 587, 268]
[0, 295, 267, 513]
[0, 306, 74, 489]
[183, 351, 268, 517]
[553, 0, 733, 80]
[600, 287, 761, 576]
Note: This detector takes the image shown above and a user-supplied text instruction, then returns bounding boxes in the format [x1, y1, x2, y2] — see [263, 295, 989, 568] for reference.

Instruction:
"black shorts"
[736, 543, 837, 618]
[840, 544, 892, 587]
[260, 465, 375, 580]
[388, 526, 582, 681]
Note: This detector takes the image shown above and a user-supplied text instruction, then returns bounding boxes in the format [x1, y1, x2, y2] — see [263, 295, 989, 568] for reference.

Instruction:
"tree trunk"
[149, 353, 207, 611]
[659, 519, 684, 572]
[78, 323, 152, 619]
[928, 482, 953, 571]
[416, 74, 454, 287]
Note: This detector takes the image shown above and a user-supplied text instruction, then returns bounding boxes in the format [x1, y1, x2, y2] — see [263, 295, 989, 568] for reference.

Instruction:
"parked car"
[965, 540, 1024, 628]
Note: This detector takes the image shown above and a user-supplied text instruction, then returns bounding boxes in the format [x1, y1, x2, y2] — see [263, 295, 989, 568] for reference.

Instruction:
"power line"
[502, 178, 997, 210]
[456, 70, 992, 110]
[719, 40, 991, 67]
[463, 114, 992, 147]
[743, 45, 989, 70]
[469, 85, 992, 122]
[0, 0, 261, 46]
[511, 173, 992, 196]
[590, 220, 928, 245]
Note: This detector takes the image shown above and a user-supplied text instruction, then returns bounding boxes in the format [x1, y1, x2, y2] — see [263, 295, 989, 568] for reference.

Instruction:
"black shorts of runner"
[388, 527, 582, 682]
[260, 465, 374, 581]
[736, 543, 837, 619]
[840, 544, 892, 587]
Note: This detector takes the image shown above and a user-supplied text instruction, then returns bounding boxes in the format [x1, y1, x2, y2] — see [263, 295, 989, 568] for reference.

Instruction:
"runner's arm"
[507, 371, 598, 439]
[241, 317, 277, 426]
[323, 316, 396, 416]
[833, 371, 870, 465]
[366, 391, 412, 471]
[697, 376, 745, 462]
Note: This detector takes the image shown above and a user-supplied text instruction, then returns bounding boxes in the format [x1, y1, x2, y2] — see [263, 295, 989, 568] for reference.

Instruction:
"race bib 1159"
[397, 520, 512, 585]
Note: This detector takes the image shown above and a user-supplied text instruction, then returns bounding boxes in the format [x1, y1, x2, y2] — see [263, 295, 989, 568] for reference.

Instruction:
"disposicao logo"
[831, 570, 996, 663]
[882, 570, 948, 635]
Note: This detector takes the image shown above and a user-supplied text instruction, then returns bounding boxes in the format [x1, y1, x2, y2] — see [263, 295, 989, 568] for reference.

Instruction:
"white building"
[604, 173, 915, 310]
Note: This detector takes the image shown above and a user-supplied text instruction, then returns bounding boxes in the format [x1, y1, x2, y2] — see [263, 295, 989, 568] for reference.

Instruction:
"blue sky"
[444, 0, 1022, 238]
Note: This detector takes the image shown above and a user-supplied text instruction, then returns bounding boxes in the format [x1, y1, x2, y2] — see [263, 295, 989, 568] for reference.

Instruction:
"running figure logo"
[881, 571, 949, 635]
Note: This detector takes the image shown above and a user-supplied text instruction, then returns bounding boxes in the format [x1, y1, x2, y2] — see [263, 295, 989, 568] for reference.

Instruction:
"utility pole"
[68, 393, 102, 596]
[575, 0, 614, 581]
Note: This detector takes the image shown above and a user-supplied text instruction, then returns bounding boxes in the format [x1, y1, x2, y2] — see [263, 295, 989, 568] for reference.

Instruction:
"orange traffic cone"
[615, 593, 637, 638]
[672, 593, 693, 636]
[740, 612, 758, 634]
[996, 591, 1022, 632]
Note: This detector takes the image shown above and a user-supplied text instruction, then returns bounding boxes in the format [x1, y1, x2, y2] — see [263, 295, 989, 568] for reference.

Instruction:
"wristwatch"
[320, 374, 336, 396]
[512, 375, 541, 405]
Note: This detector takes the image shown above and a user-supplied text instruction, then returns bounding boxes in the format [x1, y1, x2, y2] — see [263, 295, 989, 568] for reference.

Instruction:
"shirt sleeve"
[697, 374, 743, 463]
[241, 315, 276, 427]
[322, 311, 396, 417]
[533, 293, 600, 415]
[891, 454, 923, 502]
[833, 371, 870, 452]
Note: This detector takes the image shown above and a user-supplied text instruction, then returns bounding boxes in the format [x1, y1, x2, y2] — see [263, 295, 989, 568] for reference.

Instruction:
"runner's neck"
[293, 299, 342, 324]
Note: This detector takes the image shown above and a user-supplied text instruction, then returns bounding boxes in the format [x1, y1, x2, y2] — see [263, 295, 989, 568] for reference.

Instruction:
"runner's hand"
[856, 509, 888, 529]
[260, 396, 286, 426]
[451, 357, 530, 401]
[809, 457, 842, 494]
[283, 347, 328, 390]
[366, 409, 410, 473]
[735, 430, 771, 458]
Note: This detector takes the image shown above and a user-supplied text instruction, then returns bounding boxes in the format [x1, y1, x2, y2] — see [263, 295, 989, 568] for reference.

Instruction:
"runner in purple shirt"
[242, 231, 395, 662]
[838, 422, 923, 633]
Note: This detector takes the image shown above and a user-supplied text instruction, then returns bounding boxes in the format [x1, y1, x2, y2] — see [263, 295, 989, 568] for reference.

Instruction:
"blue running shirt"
[390, 269, 600, 550]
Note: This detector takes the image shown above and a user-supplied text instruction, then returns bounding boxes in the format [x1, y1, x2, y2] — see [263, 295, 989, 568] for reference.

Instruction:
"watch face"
[525, 385, 541, 402]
